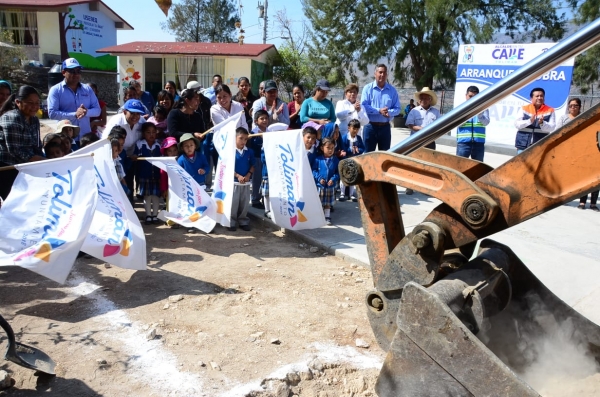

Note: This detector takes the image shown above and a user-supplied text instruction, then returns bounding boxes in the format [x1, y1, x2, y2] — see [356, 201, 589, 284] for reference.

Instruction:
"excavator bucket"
[373, 240, 600, 396]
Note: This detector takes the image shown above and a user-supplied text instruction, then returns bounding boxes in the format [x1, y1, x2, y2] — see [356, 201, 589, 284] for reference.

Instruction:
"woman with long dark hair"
[166, 88, 206, 142]
[0, 85, 45, 200]
[156, 90, 174, 113]
[233, 77, 258, 129]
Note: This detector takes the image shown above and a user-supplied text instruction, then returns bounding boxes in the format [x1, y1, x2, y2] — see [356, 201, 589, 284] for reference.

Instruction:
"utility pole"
[262, 0, 268, 44]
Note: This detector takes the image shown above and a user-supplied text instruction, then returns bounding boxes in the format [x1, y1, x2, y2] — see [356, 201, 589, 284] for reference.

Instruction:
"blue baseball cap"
[123, 99, 145, 114]
[62, 58, 82, 71]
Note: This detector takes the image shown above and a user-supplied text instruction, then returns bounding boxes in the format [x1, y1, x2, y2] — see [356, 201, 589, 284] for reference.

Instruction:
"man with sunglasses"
[48, 58, 101, 138]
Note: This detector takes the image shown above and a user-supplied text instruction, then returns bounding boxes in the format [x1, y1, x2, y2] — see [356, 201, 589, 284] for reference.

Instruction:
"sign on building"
[453, 43, 574, 146]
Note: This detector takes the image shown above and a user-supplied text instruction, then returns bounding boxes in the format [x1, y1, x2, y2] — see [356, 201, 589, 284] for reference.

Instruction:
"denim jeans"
[363, 123, 392, 152]
[456, 142, 485, 161]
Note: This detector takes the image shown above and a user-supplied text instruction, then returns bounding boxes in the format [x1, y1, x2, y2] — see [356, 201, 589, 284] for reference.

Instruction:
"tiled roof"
[0, 0, 133, 30]
[96, 42, 277, 57]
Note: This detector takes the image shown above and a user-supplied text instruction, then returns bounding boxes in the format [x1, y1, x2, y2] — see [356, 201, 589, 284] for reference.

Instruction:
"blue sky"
[102, 0, 305, 49]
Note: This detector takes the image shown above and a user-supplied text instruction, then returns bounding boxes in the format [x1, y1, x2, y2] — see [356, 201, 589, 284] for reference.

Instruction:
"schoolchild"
[159, 137, 180, 229]
[79, 132, 100, 148]
[148, 105, 169, 140]
[230, 127, 255, 231]
[303, 126, 318, 166]
[111, 138, 129, 195]
[339, 119, 365, 202]
[312, 137, 340, 225]
[177, 133, 210, 187]
[133, 122, 162, 225]
[44, 141, 63, 159]
[249, 109, 269, 209]
[259, 122, 288, 219]
[56, 119, 81, 152]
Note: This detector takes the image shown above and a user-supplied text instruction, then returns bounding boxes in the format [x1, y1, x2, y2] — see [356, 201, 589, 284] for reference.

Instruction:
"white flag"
[72, 140, 147, 270]
[0, 155, 97, 283]
[212, 113, 241, 227]
[263, 129, 326, 230]
[144, 157, 217, 233]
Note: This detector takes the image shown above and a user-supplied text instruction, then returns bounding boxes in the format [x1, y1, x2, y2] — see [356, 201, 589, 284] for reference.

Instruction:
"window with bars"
[163, 57, 225, 91]
[0, 10, 38, 46]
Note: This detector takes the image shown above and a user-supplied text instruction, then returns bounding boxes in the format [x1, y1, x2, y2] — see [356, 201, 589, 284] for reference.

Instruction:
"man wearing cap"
[361, 64, 401, 152]
[202, 74, 223, 105]
[456, 86, 490, 161]
[48, 58, 101, 137]
[251, 80, 290, 126]
[103, 99, 146, 196]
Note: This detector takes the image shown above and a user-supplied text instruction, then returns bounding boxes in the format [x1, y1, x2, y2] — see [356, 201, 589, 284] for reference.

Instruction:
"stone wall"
[3, 66, 119, 108]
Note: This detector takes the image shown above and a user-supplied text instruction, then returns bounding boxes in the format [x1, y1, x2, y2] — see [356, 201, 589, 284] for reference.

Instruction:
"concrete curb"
[246, 209, 370, 267]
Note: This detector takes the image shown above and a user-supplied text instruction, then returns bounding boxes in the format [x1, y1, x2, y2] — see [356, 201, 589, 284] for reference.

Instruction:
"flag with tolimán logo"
[262, 129, 326, 230]
[145, 157, 217, 233]
[0, 154, 97, 283]
[212, 112, 241, 227]
[72, 139, 147, 270]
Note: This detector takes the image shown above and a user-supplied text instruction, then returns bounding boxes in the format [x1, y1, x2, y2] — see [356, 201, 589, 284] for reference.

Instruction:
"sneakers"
[351, 195, 358, 202]
[405, 188, 414, 195]
[152, 216, 159, 224]
[145, 216, 152, 225]
[252, 201, 265, 209]
[325, 217, 332, 225]
[240, 225, 251, 231]
[338, 195, 347, 202]
[264, 211, 272, 219]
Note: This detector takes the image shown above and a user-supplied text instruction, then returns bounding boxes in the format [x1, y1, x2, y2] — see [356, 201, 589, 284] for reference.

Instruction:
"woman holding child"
[0, 85, 45, 200]
[335, 83, 369, 136]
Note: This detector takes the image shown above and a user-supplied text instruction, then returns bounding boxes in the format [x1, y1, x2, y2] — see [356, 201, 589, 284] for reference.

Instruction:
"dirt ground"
[0, 216, 383, 397]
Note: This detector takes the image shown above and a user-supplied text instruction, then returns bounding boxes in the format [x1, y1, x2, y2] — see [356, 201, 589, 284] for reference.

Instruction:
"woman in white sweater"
[335, 83, 369, 137]
[210, 84, 248, 130]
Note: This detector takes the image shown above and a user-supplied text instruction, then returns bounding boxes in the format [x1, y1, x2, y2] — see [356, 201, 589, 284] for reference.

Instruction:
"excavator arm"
[340, 104, 600, 396]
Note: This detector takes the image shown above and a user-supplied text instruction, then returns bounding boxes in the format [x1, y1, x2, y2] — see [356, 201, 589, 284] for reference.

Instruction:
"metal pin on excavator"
[341, 19, 600, 397]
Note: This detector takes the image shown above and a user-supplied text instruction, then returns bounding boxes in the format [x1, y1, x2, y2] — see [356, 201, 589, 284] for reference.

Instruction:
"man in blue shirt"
[202, 74, 222, 105]
[361, 64, 401, 152]
[48, 58, 100, 136]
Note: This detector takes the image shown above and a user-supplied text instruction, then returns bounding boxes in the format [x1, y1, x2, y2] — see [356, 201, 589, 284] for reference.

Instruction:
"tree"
[272, 11, 317, 99]
[303, 0, 567, 90]
[160, 0, 238, 42]
[58, 7, 84, 60]
[0, 29, 26, 78]
[569, 0, 600, 93]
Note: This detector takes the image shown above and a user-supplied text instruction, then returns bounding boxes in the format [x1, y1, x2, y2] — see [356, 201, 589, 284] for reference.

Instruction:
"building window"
[164, 57, 225, 91]
[0, 10, 38, 46]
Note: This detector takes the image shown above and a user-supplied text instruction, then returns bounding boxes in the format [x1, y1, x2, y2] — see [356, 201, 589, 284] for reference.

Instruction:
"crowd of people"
[0, 58, 596, 228]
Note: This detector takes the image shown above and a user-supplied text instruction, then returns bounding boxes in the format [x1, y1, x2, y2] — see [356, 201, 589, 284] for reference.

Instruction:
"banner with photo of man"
[454, 43, 574, 146]
[73, 140, 147, 270]
[0, 155, 97, 283]
[263, 129, 326, 230]
[145, 157, 217, 233]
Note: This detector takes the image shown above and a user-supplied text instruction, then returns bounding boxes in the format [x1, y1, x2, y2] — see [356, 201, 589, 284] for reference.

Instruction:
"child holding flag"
[231, 127, 255, 231]
[134, 122, 162, 225]
[312, 137, 340, 225]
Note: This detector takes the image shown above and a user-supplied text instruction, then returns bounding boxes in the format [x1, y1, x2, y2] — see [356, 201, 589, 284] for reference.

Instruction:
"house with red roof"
[0, 0, 131, 70]
[96, 41, 280, 100]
